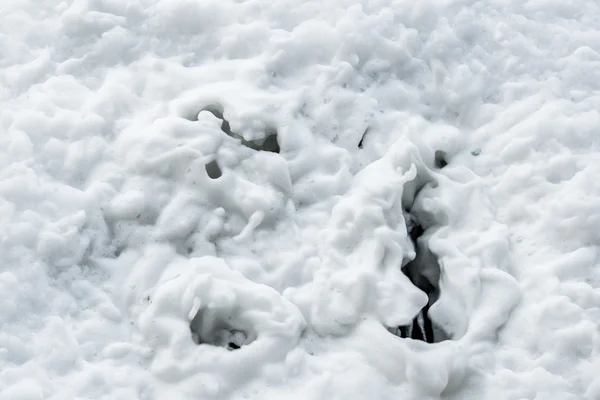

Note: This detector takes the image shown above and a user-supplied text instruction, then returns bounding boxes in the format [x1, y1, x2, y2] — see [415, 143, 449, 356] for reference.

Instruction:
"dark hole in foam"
[434, 150, 448, 169]
[189, 308, 253, 351]
[228, 342, 240, 350]
[205, 160, 222, 179]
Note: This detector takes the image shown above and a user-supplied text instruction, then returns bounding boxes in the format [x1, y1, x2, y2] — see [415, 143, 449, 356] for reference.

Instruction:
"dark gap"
[408, 220, 424, 244]
[199, 105, 224, 120]
[228, 342, 240, 350]
[189, 309, 203, 345]
[411, 315, 425, 341]
[242, 129, 280, 153]
[395, 214, 447, 343]
[262, 128, 280, 153]
[434, 150, 448, 169]
[221, 119, 232, 136]
[205, 160, 222, 179]
[422, 303, 434, 343]
[198, 105, 234, 137]
[358, 127, 369, 149]
[200, 105, 280, 154]
[239, 131, 280, 154]
[399, 326, 408, 338]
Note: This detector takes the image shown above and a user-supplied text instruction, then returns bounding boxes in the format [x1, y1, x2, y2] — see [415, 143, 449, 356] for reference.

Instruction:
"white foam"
[2, 0, 600, 399]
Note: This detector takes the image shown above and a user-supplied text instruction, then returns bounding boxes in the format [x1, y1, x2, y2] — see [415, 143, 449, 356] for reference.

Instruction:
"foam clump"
[133, 255, 306, 395]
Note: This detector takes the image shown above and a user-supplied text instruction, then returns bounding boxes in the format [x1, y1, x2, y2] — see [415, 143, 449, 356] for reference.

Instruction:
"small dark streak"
[423, 304, 434, 343]
[358, 127, 369, 149]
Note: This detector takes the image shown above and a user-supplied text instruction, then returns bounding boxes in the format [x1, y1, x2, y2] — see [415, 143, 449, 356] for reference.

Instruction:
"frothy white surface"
[2, 0, 600, 399]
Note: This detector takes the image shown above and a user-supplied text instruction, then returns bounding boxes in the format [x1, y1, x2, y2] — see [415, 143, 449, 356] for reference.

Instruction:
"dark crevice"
[434, 150, 448, 169]
[408, 218, 424, 244]
[394, 213, 449, 343]
[221, 119, 232, 136]
[200, 105, 231, 135]
[421, 303, 434, 343]
[247, 129, 280, 153]
[200, 105, 280, 154]
[411, 317, 425, 341]
[398, 326, 408, 338]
